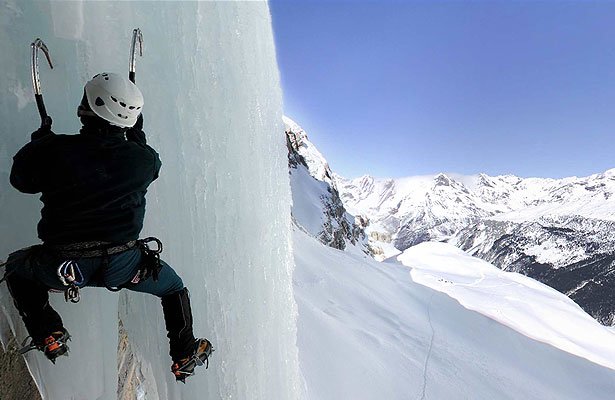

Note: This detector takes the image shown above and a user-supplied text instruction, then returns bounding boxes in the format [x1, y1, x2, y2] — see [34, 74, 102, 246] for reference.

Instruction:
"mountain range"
[285, 116, 615, 325]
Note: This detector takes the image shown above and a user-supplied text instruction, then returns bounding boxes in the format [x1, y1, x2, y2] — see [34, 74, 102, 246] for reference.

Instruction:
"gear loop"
[140, 237, 163, 254]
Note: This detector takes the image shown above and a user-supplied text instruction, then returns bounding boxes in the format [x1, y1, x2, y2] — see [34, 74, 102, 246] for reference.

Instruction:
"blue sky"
[270, 1, 615, 179]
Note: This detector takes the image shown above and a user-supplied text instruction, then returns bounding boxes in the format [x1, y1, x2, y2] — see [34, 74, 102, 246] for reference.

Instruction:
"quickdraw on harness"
[57, 260, 84, 303]
[135, 237, 163, 282]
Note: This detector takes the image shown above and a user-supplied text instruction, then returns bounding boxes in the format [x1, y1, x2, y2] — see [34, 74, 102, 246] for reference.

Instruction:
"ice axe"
[31, 38, 53, 128]
[129, 28, 143, 84]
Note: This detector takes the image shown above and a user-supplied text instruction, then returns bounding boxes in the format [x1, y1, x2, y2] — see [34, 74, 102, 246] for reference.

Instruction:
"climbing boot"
[171, 338, 214, 382]
[20, 328, 71, 363]
[161, 287, 197, 360]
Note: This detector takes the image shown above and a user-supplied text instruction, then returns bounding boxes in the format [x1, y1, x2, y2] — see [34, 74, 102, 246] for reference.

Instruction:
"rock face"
[117, 319, 145, 400]
[285, 116, 368, 253]
[335, 170, 615, 325]
[0, 335, 41, 400]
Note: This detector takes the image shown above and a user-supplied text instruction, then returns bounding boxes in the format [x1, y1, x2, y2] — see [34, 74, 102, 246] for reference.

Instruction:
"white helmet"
[84, 72, 144, 128]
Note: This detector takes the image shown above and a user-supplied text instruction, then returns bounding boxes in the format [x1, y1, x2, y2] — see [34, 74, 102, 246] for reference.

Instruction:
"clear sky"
[270, 0, 615, 179]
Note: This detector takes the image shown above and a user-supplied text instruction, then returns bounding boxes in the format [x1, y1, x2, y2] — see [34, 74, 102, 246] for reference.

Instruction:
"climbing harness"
[1, 236, 164, 304]
[50, 237, 163, 293]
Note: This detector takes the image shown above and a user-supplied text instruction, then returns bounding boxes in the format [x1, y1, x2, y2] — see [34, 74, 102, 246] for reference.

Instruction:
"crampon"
[171, 338, 214, 383]
[19, 329, 71, 363]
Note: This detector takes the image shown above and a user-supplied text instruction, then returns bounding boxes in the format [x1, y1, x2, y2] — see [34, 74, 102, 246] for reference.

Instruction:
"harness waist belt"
[48, 240, 138, 259]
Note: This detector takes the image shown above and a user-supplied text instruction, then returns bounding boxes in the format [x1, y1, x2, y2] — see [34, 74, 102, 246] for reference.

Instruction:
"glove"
[126, 114, 145, 143]
[30, 116, 54, 140]
[133, 113, 143, 131]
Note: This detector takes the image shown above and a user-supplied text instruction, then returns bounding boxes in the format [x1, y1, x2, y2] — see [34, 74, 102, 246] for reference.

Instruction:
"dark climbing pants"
[6, 247, 186, 347]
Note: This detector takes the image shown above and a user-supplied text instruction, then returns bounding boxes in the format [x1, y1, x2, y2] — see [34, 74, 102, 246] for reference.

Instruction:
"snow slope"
[291, 164, 335, 238]
[0, 2, 300, 399]
[283, 117, 615, 396]
[294, 229, 615, 399]
[395, 242, 615, 371]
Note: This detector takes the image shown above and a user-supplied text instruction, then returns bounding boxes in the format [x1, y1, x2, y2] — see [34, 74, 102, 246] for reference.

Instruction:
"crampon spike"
[171, 339, 213, 382]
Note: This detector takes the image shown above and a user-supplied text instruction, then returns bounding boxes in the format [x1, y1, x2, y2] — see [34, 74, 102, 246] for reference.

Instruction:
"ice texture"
[0, 1, 301, 399]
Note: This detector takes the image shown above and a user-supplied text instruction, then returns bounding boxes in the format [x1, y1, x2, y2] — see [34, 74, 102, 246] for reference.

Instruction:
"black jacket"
[10, 121, 161, 245]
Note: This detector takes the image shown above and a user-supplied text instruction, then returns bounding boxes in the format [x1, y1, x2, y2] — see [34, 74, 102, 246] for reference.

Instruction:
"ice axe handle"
[129, 71, 136, 84]
[31, 38, 53, 128]
[35, 94, 49, 126]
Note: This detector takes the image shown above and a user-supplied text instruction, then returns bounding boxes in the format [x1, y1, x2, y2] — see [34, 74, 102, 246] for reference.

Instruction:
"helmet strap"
[77, 105, 96, 118]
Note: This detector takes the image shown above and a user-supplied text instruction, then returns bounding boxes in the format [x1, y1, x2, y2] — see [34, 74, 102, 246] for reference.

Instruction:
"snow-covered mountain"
[284, 126, 615, 395]
[336, 173, 499, 257]
[336, 170, 615, 254]
[285, 116, 368, 252]
[285, 119, 615, 397]
[335, 171, 615, 324]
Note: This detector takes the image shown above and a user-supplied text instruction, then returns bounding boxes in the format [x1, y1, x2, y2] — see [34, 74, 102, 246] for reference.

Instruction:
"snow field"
[397, 242, 615, 371]
[294, 230, 615, 400]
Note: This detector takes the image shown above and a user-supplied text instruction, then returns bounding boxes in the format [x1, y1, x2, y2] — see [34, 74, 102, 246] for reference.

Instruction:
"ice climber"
[5, 72, 213, 382]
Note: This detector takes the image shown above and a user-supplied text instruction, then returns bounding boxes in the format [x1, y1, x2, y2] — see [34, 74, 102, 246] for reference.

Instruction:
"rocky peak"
[285, 116, 369, 254]
[433, 173, 452, 187]
[284, 116, 336, 188]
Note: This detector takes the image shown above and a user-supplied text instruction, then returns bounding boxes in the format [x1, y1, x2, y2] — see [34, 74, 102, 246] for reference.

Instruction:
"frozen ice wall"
[0, 1, 301, 399]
